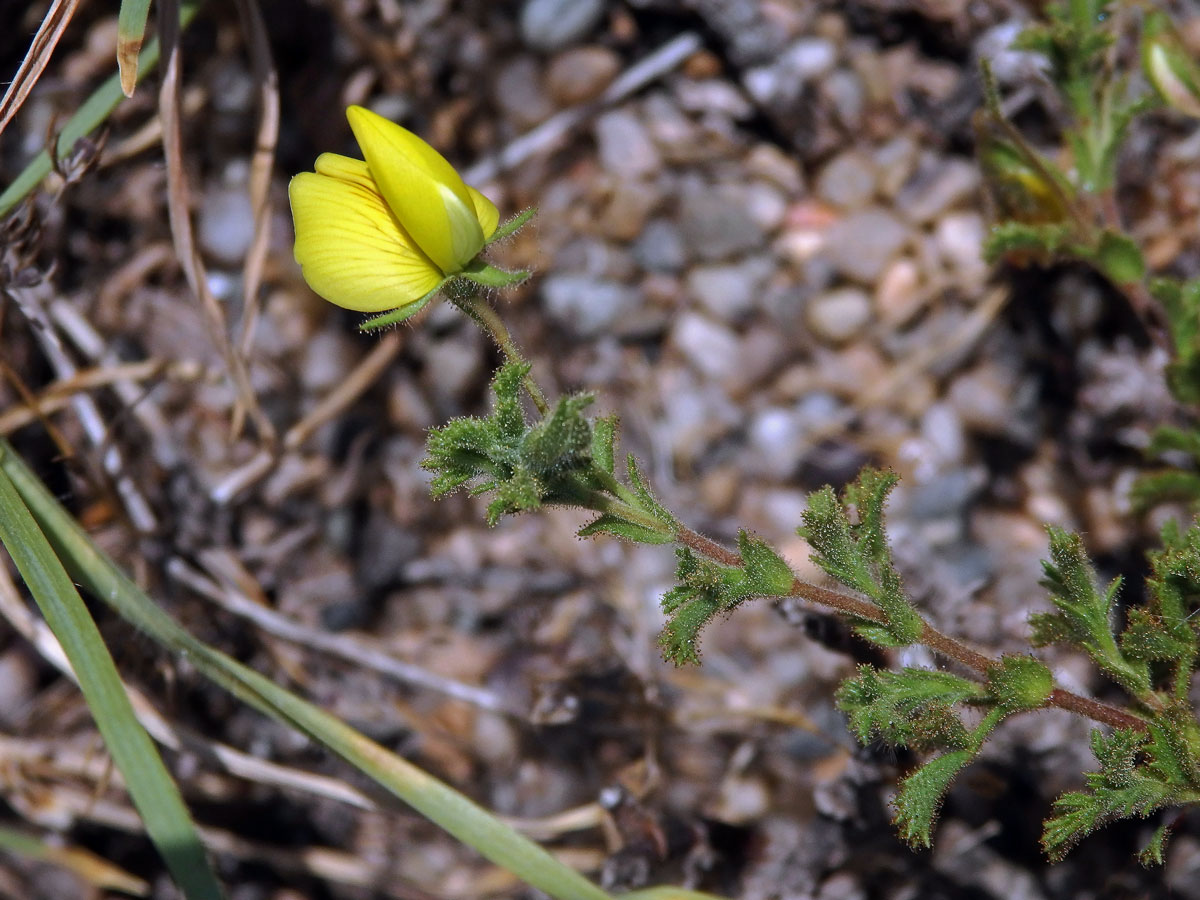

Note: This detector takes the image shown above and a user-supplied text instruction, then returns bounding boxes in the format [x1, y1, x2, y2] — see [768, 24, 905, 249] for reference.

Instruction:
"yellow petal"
[289, 170, 443, 312]
[313, 152, 376, 190]
[467, 185, 499, 239]
[346, 105, 484, 274]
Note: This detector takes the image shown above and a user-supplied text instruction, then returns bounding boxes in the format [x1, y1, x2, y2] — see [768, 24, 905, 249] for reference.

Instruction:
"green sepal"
[460, 262, 529, 289]
[985, 654, 1054, 712]
[359, 280, 446, 331]
[578, 514, 673, 545]
[487, 207, 538, 244]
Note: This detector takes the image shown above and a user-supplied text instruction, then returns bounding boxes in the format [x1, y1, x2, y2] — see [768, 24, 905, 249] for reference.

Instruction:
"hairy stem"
[457, 295, 550, 416]
[675, 524, 1147, 733]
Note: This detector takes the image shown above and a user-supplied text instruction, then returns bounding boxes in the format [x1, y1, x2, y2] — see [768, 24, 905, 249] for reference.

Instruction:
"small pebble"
[822, 207, 910, 283]
[898, 157, 980, 224]
[594, 109, 661, 179]
[934, 211, 987, 281]
[541, 274, 640, 337]
[873, 133, 919, 197]
[815, 150, 877, 210]
[743, 37, 838, 103]
[748, 407, 805, 479]
[806, 286, 872, 344]
[680, 184, 767, 261]
[744, 143, 805, 193]
[199, 185, 254, 264]
[519, 0, 606, 51]
[421, 332, 483, 403]
[821, 68, 866, 129]
[546, 46, 620, 104]
[674, 78, 754, 119]
[743, 181, 788, 231]
[685, 256, 774, 322]
[494, 57, 553, 126]
[672, 312, 742, 381]
[632, 219, 687, 273]
[875, 257, 925, 327]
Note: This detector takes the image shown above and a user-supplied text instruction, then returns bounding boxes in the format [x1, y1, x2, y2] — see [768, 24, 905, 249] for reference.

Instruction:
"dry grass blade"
[156, 0, 276, 445]
[5, 282, 157, 532]
[232, 0, 280, 363]
[168, 554, 516, 714]
[0, 824, 148, 896]
[211, 331, 404, 502]
[0, 0, 81, 140]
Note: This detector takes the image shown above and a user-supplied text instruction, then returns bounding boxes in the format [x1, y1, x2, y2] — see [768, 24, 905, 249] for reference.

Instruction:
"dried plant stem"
[674, 523, 1147, 733]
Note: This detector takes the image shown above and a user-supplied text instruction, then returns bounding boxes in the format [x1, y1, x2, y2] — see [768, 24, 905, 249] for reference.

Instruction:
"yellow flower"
[289, 105, 499, 314]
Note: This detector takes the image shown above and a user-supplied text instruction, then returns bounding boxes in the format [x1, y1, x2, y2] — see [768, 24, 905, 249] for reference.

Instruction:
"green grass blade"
[0, 1, 201, 218]
[117, 0, 155, 96]
[0, 466, 223, 900]
[0, 441, 616, 900]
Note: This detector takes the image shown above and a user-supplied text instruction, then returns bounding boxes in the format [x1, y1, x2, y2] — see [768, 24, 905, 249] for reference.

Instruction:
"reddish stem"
[674, 524, 1147, 733]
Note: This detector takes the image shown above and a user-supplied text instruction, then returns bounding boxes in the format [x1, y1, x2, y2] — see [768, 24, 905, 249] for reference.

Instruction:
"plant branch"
[675, 523, 1147, 732]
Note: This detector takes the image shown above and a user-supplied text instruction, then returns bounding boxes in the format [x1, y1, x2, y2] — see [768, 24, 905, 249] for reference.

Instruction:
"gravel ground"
[0, 1, 1195, 898]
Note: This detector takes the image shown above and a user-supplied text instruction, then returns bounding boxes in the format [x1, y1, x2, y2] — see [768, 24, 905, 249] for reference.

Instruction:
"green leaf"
[737, 531, 795, 597]
[1042, 726, 1185, 862]
[799, 470, 922, 645]
[1037, 527, 1152, 697]
[986, 654, 1054, 712]
[894, 749, 977, 848]
[578, 514, 673, 545]
[837, 665, 984, 752]
[0, 467, 223, 900]
[626, 454, 676, 527]
[1138, 819, 1174, 866]
[591, 415, 618, 476]
[1092, 231, 1145, 285]
[423, 362, 603, 524]
[1131, 470, 1200, 513]
[983, 221, 1073, 265]
[1151, 278, 1200, 405]
[656, 542, 785, 666]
